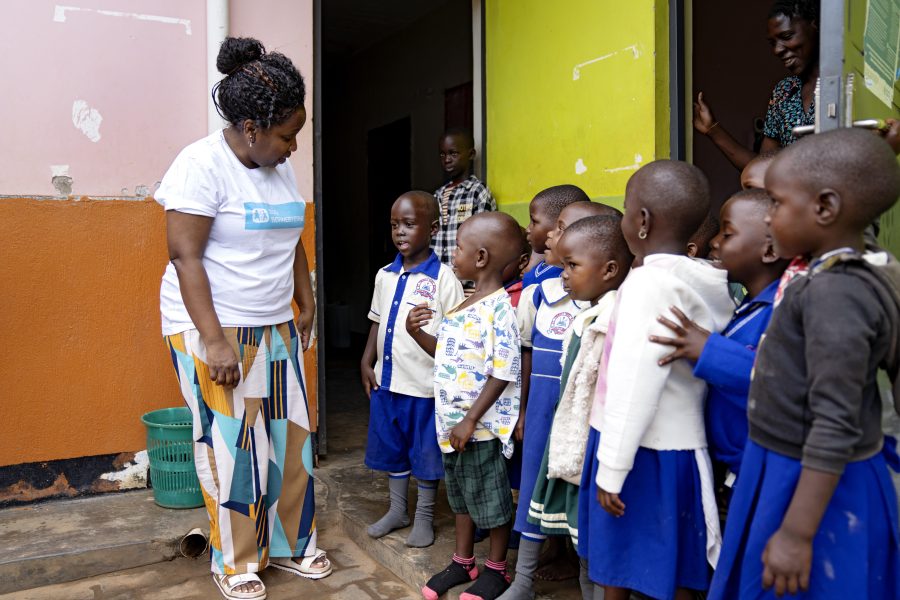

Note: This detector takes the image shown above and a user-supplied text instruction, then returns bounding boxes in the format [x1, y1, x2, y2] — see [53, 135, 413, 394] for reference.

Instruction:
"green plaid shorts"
[442, 438, 513, 529]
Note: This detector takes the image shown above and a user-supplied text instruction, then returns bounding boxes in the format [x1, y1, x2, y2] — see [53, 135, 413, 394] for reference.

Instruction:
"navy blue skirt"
[708, 440, 900, 600]
[577, 428, 710, 599]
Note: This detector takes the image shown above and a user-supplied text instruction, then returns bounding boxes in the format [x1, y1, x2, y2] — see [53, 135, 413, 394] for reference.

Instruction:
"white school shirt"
[368, 252, 464, 398]
[155, 130, 306, 335]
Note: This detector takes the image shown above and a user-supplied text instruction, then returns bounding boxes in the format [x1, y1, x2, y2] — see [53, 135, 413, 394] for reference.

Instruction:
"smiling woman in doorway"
[693, 0, 819, 170]
[155, 36, 331, 600]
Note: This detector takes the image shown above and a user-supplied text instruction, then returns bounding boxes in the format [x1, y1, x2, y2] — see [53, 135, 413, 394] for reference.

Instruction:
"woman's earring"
[248, 135, 255, 148]
[638, 229, 648, 240]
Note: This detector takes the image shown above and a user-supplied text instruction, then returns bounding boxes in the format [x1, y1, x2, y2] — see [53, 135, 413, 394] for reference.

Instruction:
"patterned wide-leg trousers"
[165, 321, 317, 575]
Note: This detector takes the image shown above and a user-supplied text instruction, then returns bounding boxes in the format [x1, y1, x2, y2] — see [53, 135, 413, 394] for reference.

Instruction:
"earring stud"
[638, 229, 648, 240]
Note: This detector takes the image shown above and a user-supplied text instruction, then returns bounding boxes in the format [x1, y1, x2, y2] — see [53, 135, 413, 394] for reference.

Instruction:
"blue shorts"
[364, 387, 444, 481]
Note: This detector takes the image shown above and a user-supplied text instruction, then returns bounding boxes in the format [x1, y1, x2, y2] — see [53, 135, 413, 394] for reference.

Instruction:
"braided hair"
[768, 0, 819, 22]
[213, 37, 306, 129]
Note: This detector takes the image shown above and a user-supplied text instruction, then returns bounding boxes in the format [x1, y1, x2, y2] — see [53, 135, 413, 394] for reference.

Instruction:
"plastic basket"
[141, 407, 203, 509]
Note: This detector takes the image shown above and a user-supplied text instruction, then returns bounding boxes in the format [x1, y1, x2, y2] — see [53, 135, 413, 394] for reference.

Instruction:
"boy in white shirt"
[360, 191, 464, 548]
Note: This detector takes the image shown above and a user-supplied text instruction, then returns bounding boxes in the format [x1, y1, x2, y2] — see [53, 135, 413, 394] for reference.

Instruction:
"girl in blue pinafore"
[503, 276, 587, 598]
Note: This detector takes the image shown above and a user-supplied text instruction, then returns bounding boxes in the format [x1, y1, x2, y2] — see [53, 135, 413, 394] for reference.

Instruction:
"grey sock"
[497, 536, 543, 600]
[579, 557, 600, 600]
[367, 474, 410, 538]
[406, 480, 438, 547]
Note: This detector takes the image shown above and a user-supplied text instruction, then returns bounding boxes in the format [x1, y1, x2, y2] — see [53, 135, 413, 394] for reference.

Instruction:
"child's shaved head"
[533, 184, 592, 220]
[627, 160, 710, 243]
[741, 151, 779, 190]
[562, 214, 633, 266]
[461, 212, 526, 266]
[562, 200, 622, 220]
[726, 188, 772, 218]
[771, 128, 900, 227]
[397, 190, 440, 223]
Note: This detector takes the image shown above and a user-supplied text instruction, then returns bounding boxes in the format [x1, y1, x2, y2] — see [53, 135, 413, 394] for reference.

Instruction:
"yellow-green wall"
[485, 0, 670, 224]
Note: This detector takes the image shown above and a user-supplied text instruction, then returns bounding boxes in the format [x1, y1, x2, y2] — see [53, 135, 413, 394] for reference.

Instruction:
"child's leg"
[601, 587, 630, 600]
[366, 471, 410, 538]
[496, 533, 542, 599]
[422, 513, 479, 600]
[459, 521, 512, 600]
[406, 479, 439, 547]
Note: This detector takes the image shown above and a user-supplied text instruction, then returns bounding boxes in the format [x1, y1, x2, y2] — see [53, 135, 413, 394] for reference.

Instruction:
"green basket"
[142, 407, 204, 509]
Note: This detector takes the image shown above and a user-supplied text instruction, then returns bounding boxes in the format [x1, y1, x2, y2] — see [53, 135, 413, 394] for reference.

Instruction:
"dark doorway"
[691, 1, 785, 208]
[367, 117, 411, 281]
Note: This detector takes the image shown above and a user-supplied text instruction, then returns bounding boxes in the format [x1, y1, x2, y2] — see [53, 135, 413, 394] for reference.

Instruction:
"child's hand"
[762, 527, 813, 597]
[596, 487, 626, 517]
[405, 304, 432, 334]
[513, 413, 525, 442]
[649, 306, 710, 365]
[449, 418, 476, 452]
[360, 364, 378, 399]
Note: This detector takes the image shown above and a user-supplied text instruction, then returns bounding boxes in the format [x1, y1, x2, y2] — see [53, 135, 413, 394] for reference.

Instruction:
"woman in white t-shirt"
[156, 37, 330, 600]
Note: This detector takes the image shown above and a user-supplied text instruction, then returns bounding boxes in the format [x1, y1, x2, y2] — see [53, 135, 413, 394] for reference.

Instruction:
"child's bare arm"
[360, 322, 379, 398]
[405, 304, 437, 356]
[762, 469, 840, 596]
[449, 376, 510, 452]
[514, 348, 532, 441]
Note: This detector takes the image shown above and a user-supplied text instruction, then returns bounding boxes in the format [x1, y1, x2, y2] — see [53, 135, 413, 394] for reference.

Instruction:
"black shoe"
[459, 566, 510, 600]
[422, 560, 478, 599]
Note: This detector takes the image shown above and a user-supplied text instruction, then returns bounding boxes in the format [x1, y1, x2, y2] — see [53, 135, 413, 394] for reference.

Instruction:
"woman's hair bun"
[216, 37, 265, 75]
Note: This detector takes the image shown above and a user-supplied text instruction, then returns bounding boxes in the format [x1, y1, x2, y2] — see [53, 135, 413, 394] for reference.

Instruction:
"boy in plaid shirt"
[433, 129, 496, 267]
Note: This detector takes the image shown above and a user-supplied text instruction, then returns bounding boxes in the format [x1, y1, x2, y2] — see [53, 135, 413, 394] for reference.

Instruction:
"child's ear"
[686, 242, 699, 257]
[431, 219, 439, 237]
[761, 239, 780, 264]
[640, 207, 652, 237]
[814, 189, 840, 225]
[602, 260, 620, 281]
[475, 247, 489, 268]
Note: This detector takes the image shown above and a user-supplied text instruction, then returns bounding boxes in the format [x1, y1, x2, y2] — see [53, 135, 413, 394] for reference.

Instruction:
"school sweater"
[590, 254, 734, 494]
[748, 255, 893, 475]
[694, 279, 778, 476]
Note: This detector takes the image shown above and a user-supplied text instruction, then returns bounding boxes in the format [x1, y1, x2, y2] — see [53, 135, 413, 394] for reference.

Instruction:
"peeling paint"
[604, 153, 644, 173]
[574, 158, 588, 175]
[53, 5, 192, 34]
[72, 100, 102, 142]
[573, 44, 641, 80]
[100, 450, 148, 489]
[51, 176, 73, 195]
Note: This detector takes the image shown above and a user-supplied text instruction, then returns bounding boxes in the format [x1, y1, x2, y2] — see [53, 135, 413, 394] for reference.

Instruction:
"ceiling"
[323, 0, 453, 59]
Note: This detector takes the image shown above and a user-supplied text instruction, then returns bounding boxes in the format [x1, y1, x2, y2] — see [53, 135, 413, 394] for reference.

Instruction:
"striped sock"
[485, 559, 508, 576]
[453, 553, 476, 570]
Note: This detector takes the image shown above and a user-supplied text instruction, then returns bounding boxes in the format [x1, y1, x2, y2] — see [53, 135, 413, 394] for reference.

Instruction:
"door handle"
[792, 119, 888, 138]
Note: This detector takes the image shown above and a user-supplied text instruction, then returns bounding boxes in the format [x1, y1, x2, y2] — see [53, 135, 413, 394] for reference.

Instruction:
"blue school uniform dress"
[365, 251, 464, 480]
[522, 261, 561, 289]
[694, 279, 777, 480]
[709, 250, 900, 600]
[513, 278, 587, 537]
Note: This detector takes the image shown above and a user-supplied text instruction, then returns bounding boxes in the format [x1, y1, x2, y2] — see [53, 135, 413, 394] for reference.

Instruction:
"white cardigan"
[591, 254, 733, 490]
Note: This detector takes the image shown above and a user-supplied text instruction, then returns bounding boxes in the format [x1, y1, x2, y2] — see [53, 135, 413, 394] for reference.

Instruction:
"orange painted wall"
[0, 198, 318, 467]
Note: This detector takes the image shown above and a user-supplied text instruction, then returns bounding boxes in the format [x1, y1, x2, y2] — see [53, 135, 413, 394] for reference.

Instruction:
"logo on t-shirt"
[548, 312, 574, 335]
[413, 278, 436, 300]
[244, 202, 305, 230]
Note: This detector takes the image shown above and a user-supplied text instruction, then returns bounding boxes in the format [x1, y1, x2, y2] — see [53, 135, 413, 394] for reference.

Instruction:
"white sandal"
[269, 550, 333, 580]
[213, 573, 267, 600]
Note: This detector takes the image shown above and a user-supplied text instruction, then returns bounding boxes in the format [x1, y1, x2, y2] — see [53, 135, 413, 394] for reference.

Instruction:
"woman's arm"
[292, 237, 316, 350]
[166, 210, 240, 388]
[694, 92, 759, 171]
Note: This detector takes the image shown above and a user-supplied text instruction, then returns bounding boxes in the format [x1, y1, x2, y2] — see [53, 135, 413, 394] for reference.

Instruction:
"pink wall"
[0, 0, 314, 199]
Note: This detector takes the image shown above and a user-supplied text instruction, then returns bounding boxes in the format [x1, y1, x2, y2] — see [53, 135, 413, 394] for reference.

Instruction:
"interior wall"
[691, 0, 786, 207]
[322, 0, 472, 336]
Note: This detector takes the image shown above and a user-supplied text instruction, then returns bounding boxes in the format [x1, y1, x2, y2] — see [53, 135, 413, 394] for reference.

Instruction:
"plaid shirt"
[432, 175, 496, 266]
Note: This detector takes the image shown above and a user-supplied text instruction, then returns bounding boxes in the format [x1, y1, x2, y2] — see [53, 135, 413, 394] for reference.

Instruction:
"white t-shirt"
[368, 252, 464, 398]
[155, 130, 306, 335]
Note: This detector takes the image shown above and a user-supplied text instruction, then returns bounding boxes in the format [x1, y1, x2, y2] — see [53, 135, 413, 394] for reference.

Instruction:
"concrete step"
[322, 459, 582, 600]
[0, 490, 207, 594]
